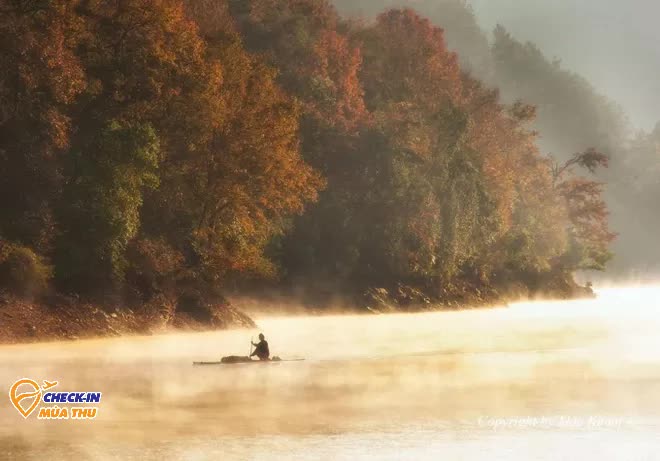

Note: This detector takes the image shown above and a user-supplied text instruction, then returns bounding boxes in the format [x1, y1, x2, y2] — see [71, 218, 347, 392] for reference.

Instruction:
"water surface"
[2, 286, 660, 460]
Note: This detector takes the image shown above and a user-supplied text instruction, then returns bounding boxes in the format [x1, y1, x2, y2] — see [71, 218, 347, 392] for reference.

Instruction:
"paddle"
[248, 336, 253, 360]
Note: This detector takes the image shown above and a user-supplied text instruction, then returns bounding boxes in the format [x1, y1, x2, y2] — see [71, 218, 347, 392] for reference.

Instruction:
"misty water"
[2, 286, 660, 460]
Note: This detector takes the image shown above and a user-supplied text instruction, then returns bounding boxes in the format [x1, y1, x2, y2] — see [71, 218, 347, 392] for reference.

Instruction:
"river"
[2, 286, 660, 460]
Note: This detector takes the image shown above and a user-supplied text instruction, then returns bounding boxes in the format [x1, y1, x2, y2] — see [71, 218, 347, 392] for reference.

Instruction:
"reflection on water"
[2, 286, 660, 460]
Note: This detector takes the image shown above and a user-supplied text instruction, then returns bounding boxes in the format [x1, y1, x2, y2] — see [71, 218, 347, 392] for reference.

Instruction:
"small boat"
[193, 356, 304, 366]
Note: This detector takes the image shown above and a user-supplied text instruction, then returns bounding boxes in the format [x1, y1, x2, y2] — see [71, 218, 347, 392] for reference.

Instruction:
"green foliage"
[56, 122, 161, 293]
[0, 241, 52, 297]
[0, 0, 615, 308]
[234, 3, 613, 297]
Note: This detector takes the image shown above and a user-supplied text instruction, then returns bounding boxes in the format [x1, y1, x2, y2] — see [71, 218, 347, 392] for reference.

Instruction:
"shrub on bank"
[0, 241, 52, 298]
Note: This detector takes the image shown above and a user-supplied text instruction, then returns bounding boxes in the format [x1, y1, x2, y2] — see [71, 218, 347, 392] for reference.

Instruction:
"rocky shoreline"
[0, 291, 255, 345]
[0, 277, 595, 345]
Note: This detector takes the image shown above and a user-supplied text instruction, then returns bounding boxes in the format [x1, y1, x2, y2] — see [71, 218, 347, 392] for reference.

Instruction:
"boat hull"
[193, 356, 303, 366]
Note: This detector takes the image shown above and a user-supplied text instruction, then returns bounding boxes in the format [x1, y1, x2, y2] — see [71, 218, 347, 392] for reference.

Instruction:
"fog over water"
[2, 285, 660, 460]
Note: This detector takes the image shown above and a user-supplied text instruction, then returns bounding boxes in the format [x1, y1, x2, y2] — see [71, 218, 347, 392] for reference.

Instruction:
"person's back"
[251, 333, 270, 360]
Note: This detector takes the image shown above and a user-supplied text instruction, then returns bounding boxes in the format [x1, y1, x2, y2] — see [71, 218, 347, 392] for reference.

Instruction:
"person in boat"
[250, 333, 270, 361]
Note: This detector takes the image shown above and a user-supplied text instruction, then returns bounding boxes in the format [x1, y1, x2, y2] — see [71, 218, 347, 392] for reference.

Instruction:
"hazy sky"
[470, 0, 660, 131]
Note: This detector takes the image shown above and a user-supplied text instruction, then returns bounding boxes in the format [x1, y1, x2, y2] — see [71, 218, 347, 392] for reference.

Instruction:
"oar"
[248, 336, 253, 359]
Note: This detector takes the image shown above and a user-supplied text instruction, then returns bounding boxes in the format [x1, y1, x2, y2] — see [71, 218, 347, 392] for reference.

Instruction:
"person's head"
[259, 333, 265, 340]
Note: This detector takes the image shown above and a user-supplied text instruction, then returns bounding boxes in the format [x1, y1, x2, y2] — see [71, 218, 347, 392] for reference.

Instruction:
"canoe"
[193, 356, 304, 366]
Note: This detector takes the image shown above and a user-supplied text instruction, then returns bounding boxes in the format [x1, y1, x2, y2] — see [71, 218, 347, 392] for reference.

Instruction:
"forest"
[0, 0, 618, 326]
[336, 0, 660, 276]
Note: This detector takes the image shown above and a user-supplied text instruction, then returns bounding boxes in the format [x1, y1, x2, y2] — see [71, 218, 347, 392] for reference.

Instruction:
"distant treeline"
[335, 0, 660, 275]
[0, 0, 613, 310]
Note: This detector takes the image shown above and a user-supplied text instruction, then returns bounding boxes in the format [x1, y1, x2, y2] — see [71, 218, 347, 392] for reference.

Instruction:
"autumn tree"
[552, 149, 615, 271]
[53, 0, 218, 295]
[353, 9, 500, 286]
[222, 3, 614, 302]
[0, 0, 85, 255]
[0, 0, 322, 301]
[225, 0, 372, 287]
[334, 0, 494, 80]
[0, 0, 616, 309]
[153, 0, 326, 285]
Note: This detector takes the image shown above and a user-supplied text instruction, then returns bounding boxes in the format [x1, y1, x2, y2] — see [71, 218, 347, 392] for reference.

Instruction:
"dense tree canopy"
[0, 0, 614, 309]
[338, 0, 660, 277]
[1, 0, 322, 302]
[222, 1, 611, 301]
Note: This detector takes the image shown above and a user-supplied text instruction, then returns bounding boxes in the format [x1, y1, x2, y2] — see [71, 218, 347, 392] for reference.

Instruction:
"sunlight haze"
[471, 0, 660, 130]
